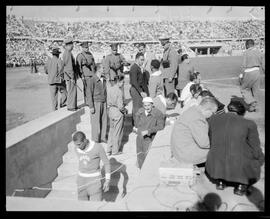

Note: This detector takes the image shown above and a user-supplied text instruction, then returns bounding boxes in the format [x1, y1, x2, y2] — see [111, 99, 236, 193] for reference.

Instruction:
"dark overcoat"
[205, 112, 264, 185]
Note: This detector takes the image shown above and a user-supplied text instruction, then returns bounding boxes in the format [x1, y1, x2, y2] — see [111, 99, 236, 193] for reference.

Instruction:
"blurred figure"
[186, 193, 222, 211]
[206, 99, 264, 196]
[176, 54, 195, 98]
[153, 92, 178, 115]
[44, 47, 67, 111]
[240, 39, 265, 112]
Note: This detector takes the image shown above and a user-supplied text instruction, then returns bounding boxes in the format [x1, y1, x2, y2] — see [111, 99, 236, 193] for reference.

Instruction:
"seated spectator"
[170, 97, 218, 165]
[153, 92, 178, 115]
[206, 99, 264, 196]
[179, 71, 201, 107]
[180, 83, 203, 115]
[148, 59, 164, 98]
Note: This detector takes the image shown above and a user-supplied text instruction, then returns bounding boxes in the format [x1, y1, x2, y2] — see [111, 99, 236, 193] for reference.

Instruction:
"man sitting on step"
[72, 131, 111, 201]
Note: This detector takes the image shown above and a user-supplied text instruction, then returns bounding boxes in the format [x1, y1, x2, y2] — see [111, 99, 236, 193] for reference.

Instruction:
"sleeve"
[117, 90, 124, 110]
[88, 77, 95, 109]
[247, 121, 264, 166]
[166, 49, 178, 78]
[148, 111, 165, 134]
[190, 119, 210, 149]
[134, 109, 142, 128]
[44, 61, 49, 74]
[148, 77, 156, 98]
[58, 59, 64, 77]
[241, 52, 247, 73]
[76, 54, 83, 76]
[98, 144, 111, 180]
[104, 56, 110, 76]
[129, 65, 143, 93]
[260, 52, 265, 73]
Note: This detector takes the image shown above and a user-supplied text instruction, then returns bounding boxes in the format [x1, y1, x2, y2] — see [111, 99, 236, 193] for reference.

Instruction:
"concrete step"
[52, 180, 77, 191]
[57, 162, 78, 177]
[62, 152, 78, 163]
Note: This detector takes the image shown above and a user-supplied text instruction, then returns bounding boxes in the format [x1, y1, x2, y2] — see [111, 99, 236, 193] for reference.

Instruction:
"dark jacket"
[76, 51, 96, 77]
[62, 49, 77, 80]
[88, 74, 107, 109]
[135, 107, 165, 139]
[129, 63, 148, 95]
[206, 112, 264, 185]
[45, 56, 64, 85]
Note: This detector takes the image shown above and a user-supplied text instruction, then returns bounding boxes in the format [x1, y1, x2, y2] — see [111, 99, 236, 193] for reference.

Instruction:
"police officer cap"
[159, 34, 171, 41]
[142, 97, 154, 103]
[64, 36, 73, 45]
[80, 42, 89, 48]
[110, 43, 118, 50]
[51, 47, 61, 55]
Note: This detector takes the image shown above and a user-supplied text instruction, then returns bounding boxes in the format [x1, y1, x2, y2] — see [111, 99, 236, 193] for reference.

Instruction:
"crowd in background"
[6, 15, 265, 67]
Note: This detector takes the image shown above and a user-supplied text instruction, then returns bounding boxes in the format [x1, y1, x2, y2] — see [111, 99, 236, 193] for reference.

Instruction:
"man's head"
[177, 48, 183, 55]
[198, 96, 218, 119]
[72, 131, 88, 151]
[111, 43, 118, 55]
[246, 39, 255, 49]
[51, 47, 61, 58]
[64, 37, 74, 51]
[135, 52, 145, 67]
[80, 42, 89, 52]
[190, 84, 203, 98]
[190, 71, 201, 83]
[227, 99, 246, 116]
[142, 97, 154, 114]
[159, 35, 171, 47]
[150, 59, 160, 73]
[116, 74, 125, 88]
[138, 43, 146, 55]
[165, 92, 178, 110]
[181, 54, 190, 63]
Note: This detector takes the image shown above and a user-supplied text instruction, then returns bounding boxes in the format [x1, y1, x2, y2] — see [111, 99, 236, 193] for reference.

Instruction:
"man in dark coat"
[62, 36, 78, 111]
[76, 42, 96, 106]
[45, 47, 67, 111]
[206, 99, 264, 196]
[129, 52, 148, 127]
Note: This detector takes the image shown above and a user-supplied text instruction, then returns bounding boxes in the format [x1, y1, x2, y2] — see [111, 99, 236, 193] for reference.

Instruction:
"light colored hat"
[159, 34, 171, 41]
[64, 36, 73, 45]
[142, 97, 154, 103]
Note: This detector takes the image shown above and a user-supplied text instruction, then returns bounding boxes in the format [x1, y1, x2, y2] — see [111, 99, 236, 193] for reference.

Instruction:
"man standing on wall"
[159, 35, 179, 97]
[76, 42, 96, 106]
[62, 36, 78, 111]
[44, 47, 67, 111]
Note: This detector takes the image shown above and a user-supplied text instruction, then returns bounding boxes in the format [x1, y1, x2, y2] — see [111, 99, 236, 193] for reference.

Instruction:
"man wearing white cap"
[134, 97, 165, 169]
[159, 35, 179, 97]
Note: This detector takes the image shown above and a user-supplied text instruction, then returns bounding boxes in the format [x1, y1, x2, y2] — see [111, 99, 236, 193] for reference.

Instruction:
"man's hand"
[90, 108, 95, 114]
[103, 179, 110, 192]
[141, 130, 148, 137]
[140, 92, 147, 98]
[168, 77, 173, 82]
[133, 127, 138, 133]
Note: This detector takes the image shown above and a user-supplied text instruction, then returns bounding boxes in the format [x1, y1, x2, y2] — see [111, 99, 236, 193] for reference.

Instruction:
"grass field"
[6, 56, 265, 131]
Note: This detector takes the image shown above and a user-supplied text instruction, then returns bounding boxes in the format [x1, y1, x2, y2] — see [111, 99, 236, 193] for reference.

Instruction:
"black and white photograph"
[6, 5, 265, 212]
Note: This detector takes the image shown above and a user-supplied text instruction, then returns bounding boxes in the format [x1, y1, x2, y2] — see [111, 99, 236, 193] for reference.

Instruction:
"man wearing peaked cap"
[159, 34, 178, 97]
[62, 35, 78, 111]
[134, 95, 165, 169]
[76, 41, 96, 106]
[44, 46, 67, 111]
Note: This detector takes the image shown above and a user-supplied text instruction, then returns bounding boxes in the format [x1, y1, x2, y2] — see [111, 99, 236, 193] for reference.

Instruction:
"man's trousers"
[77, 176, 102, 201]
[163, 78, 175, 96]
[136, 134, 153, 169]
[90, 101, 107, 143]
[107, 113, 124, 154]
[82, 76, 92, 106]
[66, 79, 78, 110]
[130, 86, 143, 127]
[240, 70, 261, 109]
[49, 83, 67, 111]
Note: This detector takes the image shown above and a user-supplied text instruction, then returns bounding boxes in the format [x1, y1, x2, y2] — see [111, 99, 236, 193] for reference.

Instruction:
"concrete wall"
[6, 106, 84, 198]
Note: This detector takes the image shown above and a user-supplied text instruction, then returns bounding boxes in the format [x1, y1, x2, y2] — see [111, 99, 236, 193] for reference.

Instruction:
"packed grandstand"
[6, 15, 265, 67]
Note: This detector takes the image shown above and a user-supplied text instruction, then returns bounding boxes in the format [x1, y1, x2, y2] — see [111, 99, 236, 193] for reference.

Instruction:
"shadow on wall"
[101, 157, 129, 202]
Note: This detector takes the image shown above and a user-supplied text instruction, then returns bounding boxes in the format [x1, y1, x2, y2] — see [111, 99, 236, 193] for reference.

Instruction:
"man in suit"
[44, 47, 67, 111]
[239, 39, 265, 112]
[159, 35, 179, 97]
[138, 43, 156, 76]
[62, 36, 78, 111]
[76, 42, 96, 106]
[129, 52, 148, 127]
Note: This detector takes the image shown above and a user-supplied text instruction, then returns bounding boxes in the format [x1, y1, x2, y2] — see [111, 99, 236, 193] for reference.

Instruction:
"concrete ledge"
[6, 103, 85, 197]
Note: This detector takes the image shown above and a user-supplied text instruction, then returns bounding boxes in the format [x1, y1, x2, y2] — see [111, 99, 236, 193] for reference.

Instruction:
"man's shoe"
[216, 180, 226, 190]
[234, 184, 247, 196]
